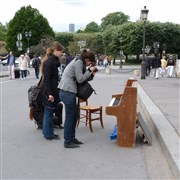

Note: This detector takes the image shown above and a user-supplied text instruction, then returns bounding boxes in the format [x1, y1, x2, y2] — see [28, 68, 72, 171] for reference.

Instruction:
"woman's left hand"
[48, 95, 54, 102]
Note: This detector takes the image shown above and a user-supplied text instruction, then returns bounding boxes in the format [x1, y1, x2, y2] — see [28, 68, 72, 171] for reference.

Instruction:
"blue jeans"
[35, 67, 39, 79]
[42, 98, 55, 139]
[59, 90, 77, 144]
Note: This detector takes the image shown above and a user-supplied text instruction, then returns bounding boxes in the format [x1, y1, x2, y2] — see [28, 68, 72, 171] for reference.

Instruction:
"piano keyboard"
[109, 97, 120, 106]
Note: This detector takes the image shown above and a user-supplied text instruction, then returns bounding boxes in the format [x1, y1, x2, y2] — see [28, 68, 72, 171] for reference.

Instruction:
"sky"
[0, 0, 179, 32]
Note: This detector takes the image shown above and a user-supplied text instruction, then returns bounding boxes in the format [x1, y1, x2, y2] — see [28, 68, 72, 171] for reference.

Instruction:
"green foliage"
[5, 5, 55, 55]
[84, 22, 101, 33]
[101, 12, 129, 31]
[0, 23, 7, 41]
[102, 21, 180, 60]
[55, 32, 74, 52]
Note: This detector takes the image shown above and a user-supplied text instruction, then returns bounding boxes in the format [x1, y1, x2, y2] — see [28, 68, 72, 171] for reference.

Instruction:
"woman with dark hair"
[41, 41, 64, 140]
[58, 50, 98, 148]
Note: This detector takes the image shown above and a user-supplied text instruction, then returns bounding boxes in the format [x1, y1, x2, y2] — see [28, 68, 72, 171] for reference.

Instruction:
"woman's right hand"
[89, 66, 97, 73]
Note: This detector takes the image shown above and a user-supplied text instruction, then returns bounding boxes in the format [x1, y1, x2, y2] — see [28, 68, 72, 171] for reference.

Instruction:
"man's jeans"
[59, 90, 77, 144]
[35, 67, 39, 79]
[42, 99, 55, 139]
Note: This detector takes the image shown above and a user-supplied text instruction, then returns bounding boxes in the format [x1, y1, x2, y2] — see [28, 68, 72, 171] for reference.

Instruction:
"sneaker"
[46, 134, 60, 140]
[73, 138, 83, 144]
[64, 142, 80, 148]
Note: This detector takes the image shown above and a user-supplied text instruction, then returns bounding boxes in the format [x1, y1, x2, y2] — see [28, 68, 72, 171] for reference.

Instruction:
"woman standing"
[58, 50, 97, 148]
[41, 41, 64, 140]
[19, 54, 28, 80]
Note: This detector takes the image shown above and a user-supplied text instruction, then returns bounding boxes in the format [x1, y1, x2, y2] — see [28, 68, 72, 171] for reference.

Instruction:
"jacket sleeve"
[43, 59, 53, 96]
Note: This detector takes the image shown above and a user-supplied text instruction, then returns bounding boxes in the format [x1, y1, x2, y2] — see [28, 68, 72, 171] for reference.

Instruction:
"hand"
[89, 66, 98, 72]
[48, 95, 54, 102]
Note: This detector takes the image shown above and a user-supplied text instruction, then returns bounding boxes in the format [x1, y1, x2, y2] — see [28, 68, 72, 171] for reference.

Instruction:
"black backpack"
[28, 76, 44, 108]
[32, 57, 40, 68]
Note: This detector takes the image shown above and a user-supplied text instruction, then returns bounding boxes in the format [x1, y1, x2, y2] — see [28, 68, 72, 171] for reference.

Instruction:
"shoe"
[73, 138, 83, 144]
[64, 142, 80, 148]
[59, 125, 64, 129]
[46, 134, 60, 140]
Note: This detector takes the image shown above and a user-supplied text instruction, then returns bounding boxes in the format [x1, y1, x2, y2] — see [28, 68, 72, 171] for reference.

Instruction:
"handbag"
[77, 81, 96, 100]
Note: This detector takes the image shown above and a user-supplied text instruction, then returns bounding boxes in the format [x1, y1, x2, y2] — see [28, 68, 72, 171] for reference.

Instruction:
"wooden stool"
[77, 99, 104, 132]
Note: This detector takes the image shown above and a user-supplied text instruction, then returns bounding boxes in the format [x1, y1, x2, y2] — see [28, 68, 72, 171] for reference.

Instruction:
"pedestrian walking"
[145, 54, 151, 76]
[0, 51, 16, 79]
[160, 56, 167, 77]
[152, 55, 161, 79]
[167, 54, 175, 77]
[58, 49, 98, 148]
[32, 54, 41, 79]
[18, 54, 29, 80]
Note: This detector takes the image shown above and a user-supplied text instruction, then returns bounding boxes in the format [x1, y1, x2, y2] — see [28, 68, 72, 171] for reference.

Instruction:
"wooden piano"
[106, 79, 137, 147]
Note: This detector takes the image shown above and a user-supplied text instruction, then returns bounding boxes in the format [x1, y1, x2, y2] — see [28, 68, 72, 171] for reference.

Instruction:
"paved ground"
[0, 65, 179, 179]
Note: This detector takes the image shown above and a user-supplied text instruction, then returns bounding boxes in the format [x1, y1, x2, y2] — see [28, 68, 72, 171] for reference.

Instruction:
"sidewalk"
[97, 65, 179, 178]
[137, 75, 180, 179]
[1, 65, 179, 179]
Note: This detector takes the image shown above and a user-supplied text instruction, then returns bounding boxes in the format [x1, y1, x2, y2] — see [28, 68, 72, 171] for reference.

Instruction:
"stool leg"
[86, 110, 88, 126]
[89, 110, 93, 132]
[100, 107, 104, 128]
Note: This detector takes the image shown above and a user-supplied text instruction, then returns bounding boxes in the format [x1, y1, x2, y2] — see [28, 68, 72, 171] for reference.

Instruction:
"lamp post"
[25, 31, 32, 53]
[119, 37, 123, 68]
[141, 6, 149, 79]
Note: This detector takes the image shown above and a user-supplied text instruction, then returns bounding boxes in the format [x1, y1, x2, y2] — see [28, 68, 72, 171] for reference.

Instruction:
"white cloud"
[0, 0, 179, 32]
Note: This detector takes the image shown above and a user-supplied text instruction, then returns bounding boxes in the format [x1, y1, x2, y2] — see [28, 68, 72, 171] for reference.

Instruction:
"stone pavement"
[0, 65, 179, 179]
[136, 71, 180, 179]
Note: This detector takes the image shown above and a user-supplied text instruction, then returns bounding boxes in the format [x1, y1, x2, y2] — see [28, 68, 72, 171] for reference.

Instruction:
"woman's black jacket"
[43, 55, 60, 104]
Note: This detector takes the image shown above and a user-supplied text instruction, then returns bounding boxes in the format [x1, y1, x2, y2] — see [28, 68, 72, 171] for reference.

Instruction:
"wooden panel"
[137, 112, 152, 146]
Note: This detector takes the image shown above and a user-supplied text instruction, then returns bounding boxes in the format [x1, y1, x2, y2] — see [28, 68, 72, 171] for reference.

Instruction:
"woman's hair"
[40, 41, 64, 75]
[80, 49, 96, 65]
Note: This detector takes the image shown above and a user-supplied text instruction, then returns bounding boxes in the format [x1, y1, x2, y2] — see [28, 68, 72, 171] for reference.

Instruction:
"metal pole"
[141, 20, 146, 79]
[119, 38, 123, 68]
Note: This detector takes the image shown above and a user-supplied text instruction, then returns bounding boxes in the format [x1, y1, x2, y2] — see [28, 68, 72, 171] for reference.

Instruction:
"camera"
[93, 68, 98, 72]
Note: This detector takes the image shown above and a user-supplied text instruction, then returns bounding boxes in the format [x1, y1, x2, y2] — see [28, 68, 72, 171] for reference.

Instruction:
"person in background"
[18, 54, 28, 80]
[160, 56, 167, 77]
[0, 51, 16, 79]
[32, 54, 41, 79]
[151, 54, 161, 79]
[60, 53, 67, 75]
[25, 53, 31, 68]
[167, 54, 175, 77]
[58, 49, 98, 148]
[145, 54, 151, 76]
[41, 41, 64, 140]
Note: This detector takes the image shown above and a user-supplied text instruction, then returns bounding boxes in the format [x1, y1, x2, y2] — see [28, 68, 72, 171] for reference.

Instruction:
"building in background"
[69, 24, 75, 33]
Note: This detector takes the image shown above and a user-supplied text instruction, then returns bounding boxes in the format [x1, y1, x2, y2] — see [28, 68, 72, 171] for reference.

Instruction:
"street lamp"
[141, 6, 149, 79]
[119, 37, 123, 68]
[25, 31, 32, 53]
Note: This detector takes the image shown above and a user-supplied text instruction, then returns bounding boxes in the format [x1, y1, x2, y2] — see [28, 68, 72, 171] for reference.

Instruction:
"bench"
[106, 79, 137, 147]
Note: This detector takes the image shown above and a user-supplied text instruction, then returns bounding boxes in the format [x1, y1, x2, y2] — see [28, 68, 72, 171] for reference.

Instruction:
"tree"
[101, 12, 129, 31]
[0, 23, 8, 54]
[55, 32, 74, 52]
[6, 5, 55, 55]
[0, 23, 7, 41]
[84, 22, 101, 33]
